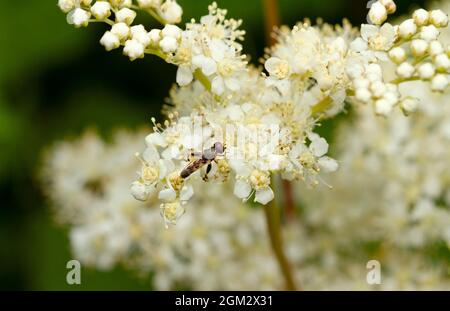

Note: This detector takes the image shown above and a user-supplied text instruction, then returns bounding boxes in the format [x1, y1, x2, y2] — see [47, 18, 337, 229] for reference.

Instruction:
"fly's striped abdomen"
[180, 159, 209, 179]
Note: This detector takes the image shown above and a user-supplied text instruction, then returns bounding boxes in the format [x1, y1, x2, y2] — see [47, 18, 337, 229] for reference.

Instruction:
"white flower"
[352, 23, 396, 60]
[160, 200, 185, 226]
[100, 31, 120, 51]
[67, 8, 91, 28]
[364, 23, 396, 50]
[131, 180, 153, 201]
[233, 170, 274, 205]
[265, 57, 290, 79]
[210, 51, 242, 93]
[91, 1, 111, 20]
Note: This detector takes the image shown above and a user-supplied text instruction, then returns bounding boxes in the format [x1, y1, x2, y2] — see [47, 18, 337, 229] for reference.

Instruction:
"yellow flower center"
[142, 165, 159, 183]
[162, 201, 181, 222]
[249, 170, 270, 190]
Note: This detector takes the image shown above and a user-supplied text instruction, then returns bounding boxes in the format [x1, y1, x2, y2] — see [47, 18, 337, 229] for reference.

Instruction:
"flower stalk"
[263, 0, 299, 290]
[263, 199, 299, 290]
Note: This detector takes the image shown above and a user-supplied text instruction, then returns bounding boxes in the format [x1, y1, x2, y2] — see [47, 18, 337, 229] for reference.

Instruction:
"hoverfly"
[180, 142, 225, 181]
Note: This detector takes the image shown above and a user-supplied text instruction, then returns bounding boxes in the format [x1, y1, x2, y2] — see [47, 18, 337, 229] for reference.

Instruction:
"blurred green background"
[0, 0, 425, 290]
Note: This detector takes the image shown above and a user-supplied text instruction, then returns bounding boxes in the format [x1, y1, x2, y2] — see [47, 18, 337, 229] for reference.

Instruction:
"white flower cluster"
[295, 77, 450, 289]
[263, 20, 359, 118]
[351, 0, 449, 116]
[57, 1, 449, 226]
[41, 129, 296, 289]
[131, 69, 341, 225]
[41, 127, 450, 290]
[58, 0, 183, 60]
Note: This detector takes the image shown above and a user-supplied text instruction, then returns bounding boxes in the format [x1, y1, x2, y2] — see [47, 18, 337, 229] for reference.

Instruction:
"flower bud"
[160, 0, 183, 24]
[400, 98, 419, 115]
[431, 74, 448, 91]
[100, 31, 120, 51]
[159, 36, 178, 53]
[412, 9, 429, 26]
[417, 63, 435, 79]
[162, 24, 182, 39]
[420, 25, 439, 41]
[123, 39, 145, 60]
[411, 39, 428, 57]
[429, 41, 444, 56]
[148, 29, 162, 45]
[396, 62, 415, 78]
[380, 0, 396, 14]
[389, 47, 406, 63]
[429, 9, 448, 28]
[398, 19, 417, 39]
[356, 88, 372, 102]
[368, 2, 388, 25]
[111, 22, 130, 41]
[67, 8, 91, 28]
[58, 0, 75, 13]
[434, 53, 450, 71]
[91, 1, 111, 20]
[375, 99, 393, 116]
[115, 8, 136, 25]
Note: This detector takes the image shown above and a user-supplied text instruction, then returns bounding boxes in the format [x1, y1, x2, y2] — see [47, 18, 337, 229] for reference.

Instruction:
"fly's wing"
[180, 159, 207, 178]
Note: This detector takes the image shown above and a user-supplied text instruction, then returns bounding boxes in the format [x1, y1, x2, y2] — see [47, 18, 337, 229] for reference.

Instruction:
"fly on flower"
[180, 142, 226, 181]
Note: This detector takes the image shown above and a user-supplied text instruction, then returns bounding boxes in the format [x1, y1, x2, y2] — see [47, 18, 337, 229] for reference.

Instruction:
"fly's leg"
[202, 163, 212, 181]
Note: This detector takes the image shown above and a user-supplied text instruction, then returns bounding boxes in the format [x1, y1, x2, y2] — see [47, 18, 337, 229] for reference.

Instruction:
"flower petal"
[158, 188, 177, 202]
[255, 187, 274, 205]
[211, 76, 225, 94]
[361, 24, 379, 41]
[180, 184, 194, 201]
[233, 180, 252, 199]
[176, 66, 194, 86]
[318, 156, 339, 172]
